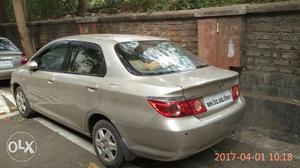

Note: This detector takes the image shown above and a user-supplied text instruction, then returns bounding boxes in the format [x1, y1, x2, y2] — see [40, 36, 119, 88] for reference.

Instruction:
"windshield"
[115, 41, 207, 75]
[0, 39, 19, 51]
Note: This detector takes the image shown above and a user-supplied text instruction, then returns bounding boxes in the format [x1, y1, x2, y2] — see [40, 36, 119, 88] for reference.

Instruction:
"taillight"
[21, 51, 28, 64]
[188, 99, 207, 114]
[232, 84, 240, 100]
[147, 98, 207, 118]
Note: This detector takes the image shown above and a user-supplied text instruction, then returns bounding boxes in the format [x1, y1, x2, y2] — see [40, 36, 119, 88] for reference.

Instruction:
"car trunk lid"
[0, 51, 22, 70]
[151, 66, 239, 117]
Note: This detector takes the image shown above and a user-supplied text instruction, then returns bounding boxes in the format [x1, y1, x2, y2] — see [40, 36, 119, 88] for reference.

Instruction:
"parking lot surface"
[0, 80, 299, 168]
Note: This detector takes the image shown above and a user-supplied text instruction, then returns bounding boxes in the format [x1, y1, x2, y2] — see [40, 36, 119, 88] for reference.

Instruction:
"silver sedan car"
[0, 37, 27, 80]
[11, 34, 246, 168]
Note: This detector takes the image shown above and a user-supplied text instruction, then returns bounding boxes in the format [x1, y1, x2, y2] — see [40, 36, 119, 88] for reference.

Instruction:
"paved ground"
[0, 80, 299, 168]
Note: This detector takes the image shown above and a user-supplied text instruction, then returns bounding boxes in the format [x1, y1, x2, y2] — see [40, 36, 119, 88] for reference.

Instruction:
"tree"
[77, 0, 87, 16]
[22, 0, 28, 21]
[12, 0, 34, 57]
[0, 1, 9, 23]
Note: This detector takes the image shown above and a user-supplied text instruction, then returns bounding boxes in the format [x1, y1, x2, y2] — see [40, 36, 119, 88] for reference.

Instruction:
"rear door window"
[68, 44, 106, 77]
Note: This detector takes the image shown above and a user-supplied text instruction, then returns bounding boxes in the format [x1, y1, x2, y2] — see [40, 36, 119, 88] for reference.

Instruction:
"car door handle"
[47, 80, 54, 84]
[86, 84, 99, 92]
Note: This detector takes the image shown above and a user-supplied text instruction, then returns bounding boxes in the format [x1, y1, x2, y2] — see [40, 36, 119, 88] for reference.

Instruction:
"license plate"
[0, 60, 13, 69]
[203, 90, 233, 110]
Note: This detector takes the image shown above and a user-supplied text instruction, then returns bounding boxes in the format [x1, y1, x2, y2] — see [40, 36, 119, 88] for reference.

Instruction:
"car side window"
[35, 46, 68, 71]
[68, 45, 105, 76]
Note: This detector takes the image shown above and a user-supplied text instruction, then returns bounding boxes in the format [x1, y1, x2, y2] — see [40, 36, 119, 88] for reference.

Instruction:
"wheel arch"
[12, 82, 20, 96]
[86, 112, 136, 161]
[87, 112, 111, 135]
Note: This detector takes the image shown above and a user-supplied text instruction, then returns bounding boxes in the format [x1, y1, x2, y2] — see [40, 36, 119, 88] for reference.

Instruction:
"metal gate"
[198, 16, 243, 69]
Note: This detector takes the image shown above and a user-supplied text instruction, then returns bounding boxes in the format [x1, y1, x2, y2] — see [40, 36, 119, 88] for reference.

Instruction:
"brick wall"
[241, 12, 300, 99]
[0, 19, 198, 55]
[0, 21, 80, 50]
[240, 11, 300, 137]
[98, 20, 198, 55]
[31, 21, 79, 50]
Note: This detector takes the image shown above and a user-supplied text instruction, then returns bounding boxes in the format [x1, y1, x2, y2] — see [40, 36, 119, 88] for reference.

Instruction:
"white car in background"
[0, 37, 27, 80]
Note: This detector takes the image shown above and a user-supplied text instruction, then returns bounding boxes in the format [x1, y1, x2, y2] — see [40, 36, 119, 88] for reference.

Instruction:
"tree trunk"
[22, 0, 28, 21]
[77, 0, 87, 16]
[0, 1, 9, 23]
[12, 0, 34, 57]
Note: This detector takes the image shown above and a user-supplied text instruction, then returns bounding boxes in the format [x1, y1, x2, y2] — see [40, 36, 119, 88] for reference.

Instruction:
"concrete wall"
[0, 1, 299, 138]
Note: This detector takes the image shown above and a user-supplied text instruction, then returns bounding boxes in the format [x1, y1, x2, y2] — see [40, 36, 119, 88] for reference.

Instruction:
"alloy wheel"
[16, 91, 26, 114]
[95, 128, 117, 162]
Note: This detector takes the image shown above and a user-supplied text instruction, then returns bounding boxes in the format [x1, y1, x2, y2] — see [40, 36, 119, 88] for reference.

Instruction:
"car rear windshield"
[0, 39, 19, 51]
[115, 41, 207, 75]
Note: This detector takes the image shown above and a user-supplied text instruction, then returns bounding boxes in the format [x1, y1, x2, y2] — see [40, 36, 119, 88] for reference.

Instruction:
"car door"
[54, 41, 106, 130]
[25, 42, 70, 119]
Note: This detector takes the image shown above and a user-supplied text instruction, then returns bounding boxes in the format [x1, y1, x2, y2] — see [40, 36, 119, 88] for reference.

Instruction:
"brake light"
[21, 51, 28, 64]
[188, 99, 207, 114]
[232, 84, 240, 100]
[147, 98, 207, 118]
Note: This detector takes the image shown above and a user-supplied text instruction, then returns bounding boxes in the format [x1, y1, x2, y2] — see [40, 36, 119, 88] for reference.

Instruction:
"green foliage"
[6, 0, 14, 21]
[88, 0, 289, 13]
[6, 0, 77, 21]
[5, 0, 289, 21]
[28, 0, 77, 20]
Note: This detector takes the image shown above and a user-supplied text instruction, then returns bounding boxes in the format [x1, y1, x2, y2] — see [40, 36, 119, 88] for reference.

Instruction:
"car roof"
[56, 34, 168, 43]
[0, 37, 8, 40]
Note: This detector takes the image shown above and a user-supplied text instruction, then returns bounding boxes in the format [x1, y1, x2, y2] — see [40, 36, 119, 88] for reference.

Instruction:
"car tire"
[92, 120, 125, 168]
[15, 86, 35, 118]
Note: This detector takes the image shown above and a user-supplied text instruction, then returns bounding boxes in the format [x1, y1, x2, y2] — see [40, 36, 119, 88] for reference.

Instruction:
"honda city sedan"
[0, 37, 27, 80]
[11, 34, 246, 168]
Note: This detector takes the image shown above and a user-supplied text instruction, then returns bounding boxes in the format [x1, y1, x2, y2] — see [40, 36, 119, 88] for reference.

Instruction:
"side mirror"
[27, 61, 38, 71]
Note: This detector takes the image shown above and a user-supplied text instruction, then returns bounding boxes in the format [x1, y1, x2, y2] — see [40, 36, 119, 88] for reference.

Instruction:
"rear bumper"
[0, 69, 15, 80]
[124, 96, 246, 161]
